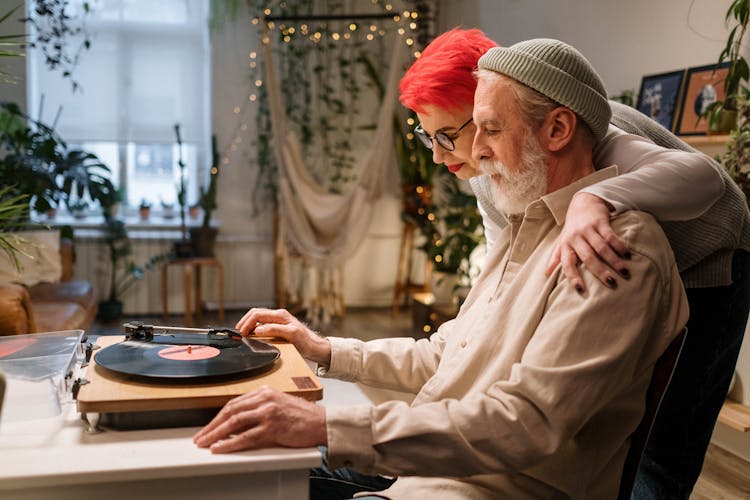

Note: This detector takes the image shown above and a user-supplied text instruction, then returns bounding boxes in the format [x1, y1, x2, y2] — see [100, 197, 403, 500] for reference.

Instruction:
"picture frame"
[675, 62, 731, 136]
[636, 69, 686, 131]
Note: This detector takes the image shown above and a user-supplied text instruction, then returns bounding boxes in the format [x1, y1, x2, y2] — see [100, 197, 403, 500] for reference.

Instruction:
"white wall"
[443, 0, 741, 98]
[457, 0, 750, 461]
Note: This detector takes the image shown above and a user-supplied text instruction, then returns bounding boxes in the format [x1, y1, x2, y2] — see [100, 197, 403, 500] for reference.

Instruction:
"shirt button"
[460, 340, 467, 348]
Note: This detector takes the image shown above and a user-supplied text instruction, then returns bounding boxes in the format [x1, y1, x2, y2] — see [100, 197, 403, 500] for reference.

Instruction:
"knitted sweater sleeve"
[581, 101, 725, 220]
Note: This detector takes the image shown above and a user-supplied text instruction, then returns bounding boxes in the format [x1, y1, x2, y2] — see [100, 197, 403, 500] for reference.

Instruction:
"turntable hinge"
[82, 341, 100, 366]
[72, 378, 90, 400]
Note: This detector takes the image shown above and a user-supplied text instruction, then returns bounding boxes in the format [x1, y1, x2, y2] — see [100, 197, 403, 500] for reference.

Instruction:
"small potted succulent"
[138, 199, 151, 220]
[161, 200, 175, 219]
[69, 199, 89, 219]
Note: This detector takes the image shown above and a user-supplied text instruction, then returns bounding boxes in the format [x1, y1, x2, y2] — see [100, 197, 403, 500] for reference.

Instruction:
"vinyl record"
[94, 333, 280, 381]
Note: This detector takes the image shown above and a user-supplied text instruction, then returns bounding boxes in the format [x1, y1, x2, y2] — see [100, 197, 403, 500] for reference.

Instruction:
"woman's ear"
[539, 107, 577, 152]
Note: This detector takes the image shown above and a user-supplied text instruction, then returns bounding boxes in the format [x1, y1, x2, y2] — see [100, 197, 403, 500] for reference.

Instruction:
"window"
[26, 0, 211, 215]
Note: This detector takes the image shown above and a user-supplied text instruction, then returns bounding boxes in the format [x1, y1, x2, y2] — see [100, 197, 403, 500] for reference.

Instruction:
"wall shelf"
[681, 134, 731, 148]
[718, 399, 750, 432]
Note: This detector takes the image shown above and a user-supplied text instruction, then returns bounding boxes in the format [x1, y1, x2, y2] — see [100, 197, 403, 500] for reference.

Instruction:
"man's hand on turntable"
[193, 385, 327, 453]
[236, 308, 332, 367]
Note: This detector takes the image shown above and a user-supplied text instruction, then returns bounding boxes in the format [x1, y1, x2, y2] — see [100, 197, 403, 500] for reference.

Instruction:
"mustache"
[480, 159, 507, 176]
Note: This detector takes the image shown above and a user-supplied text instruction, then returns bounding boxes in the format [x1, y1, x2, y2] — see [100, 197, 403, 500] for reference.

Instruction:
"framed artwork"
[675, 62, 731, 136]
[636, 70, 685, 131]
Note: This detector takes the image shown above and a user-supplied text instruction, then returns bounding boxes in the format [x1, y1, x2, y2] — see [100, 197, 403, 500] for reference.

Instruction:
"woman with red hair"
[400, 28, 750, 499]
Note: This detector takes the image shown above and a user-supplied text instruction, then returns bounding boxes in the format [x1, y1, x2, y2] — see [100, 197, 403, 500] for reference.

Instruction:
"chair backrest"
[617, 327, 687, 500]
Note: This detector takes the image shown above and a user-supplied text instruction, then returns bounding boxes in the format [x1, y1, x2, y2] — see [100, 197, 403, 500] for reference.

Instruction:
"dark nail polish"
[620, 268, 630, 279]
[575, 284, 584, 294]
[606, 276, 617, 288]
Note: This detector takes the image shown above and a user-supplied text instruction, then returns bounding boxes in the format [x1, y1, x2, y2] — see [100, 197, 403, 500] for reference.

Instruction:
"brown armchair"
[0, 238, 97, 336]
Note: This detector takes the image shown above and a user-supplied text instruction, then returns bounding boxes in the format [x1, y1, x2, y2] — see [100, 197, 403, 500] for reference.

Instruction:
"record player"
[75, 321, 323, 430]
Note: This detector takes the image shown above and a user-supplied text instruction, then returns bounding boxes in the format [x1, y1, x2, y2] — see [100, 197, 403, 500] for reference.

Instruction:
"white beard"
[480, 134, 548, 216]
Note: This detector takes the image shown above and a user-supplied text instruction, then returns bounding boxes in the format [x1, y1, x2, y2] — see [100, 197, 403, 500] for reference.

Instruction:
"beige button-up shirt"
[324, 167, 689, 499]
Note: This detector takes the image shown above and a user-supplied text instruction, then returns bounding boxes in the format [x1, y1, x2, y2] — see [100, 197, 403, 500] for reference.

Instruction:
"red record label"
[157, 345, 221, 361]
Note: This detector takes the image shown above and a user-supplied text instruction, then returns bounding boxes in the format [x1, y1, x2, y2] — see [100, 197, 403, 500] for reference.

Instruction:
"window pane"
[27, 0, 210, 220]
[80, 0, 199, 24]
[126, 143, 198, 209]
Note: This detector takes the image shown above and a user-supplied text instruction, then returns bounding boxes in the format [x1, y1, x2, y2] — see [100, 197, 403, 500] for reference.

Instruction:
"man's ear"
[539, 107, 577, 152]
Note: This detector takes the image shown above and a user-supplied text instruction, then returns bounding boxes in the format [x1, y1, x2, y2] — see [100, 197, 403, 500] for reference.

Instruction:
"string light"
[224, 1, 422, 170]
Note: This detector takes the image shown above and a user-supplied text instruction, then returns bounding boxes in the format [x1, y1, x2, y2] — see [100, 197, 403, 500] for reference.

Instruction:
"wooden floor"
[91, 306, 750, 498]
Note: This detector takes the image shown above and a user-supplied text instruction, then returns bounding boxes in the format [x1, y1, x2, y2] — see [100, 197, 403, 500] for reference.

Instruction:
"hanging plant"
[244, 0, 412, 212]
[22, 0, 93, 91]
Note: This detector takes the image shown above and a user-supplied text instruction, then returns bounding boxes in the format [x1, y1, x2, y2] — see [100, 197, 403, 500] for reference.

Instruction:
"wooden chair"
[617, 327, 687, 500]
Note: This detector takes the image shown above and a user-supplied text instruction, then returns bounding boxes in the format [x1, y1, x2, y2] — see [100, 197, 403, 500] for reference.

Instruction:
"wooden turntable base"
[77, 336, 323, 415]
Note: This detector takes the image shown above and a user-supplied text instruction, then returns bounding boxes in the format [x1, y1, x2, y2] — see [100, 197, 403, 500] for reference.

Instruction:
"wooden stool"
[392, 221, 431, 315]
[161, 257, 224, 326]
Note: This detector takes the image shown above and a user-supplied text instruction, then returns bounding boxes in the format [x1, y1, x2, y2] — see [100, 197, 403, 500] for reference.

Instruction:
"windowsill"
[35, 214, 219, 239]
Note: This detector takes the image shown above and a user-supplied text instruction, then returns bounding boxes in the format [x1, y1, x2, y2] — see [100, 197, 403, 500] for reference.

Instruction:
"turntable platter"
[94, 333, 280, 381]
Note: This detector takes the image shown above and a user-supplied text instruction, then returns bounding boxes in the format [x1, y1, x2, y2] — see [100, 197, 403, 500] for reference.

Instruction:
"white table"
[0, 403, 321, 500]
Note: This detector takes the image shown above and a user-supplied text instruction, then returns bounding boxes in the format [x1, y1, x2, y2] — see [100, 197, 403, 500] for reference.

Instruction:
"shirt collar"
[536, 165, 619, 226]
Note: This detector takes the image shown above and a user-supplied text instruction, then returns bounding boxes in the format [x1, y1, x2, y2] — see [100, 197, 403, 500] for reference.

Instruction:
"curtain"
[262, 33, 404, 324]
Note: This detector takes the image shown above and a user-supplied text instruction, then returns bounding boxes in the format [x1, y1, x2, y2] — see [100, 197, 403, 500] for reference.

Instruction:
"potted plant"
[161, 200, 175, 219]
[423, 178, 486, 304]
[0, 187, 30, 271]
[718, 94, 750, 206]
[69, 199, 88, 218]
[705, 0, 750, 133]
[0, 101, 116, 215]
[188, 203, 201, 220]
[189, 135, 220, 257]
[171, 123, 194, 258]
[97, 216, 169, 322]
[138, 199, 151, 220]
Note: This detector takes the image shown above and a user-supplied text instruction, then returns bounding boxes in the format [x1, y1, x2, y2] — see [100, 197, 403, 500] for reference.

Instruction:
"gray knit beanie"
[477, 38, 611, 141]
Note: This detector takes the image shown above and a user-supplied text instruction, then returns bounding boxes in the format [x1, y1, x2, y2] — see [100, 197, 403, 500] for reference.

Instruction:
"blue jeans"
[633, 250, 750, 499]
[310, 447, 396, 500]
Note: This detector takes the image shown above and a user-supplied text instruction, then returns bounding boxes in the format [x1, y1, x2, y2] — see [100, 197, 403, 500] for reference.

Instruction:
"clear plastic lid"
[0, 330, 85, 423]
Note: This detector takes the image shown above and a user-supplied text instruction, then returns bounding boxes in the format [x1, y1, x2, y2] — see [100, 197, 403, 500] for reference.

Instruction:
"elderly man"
[194, 39, 688, 499]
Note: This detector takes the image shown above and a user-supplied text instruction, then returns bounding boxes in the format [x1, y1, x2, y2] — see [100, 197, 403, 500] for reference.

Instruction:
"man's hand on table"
[193, 386, 327, 453]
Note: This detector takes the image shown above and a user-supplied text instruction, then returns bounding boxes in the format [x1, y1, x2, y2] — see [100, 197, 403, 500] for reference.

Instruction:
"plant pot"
[172, 239, 194, 259]
[189, 206, 201, 219]
[189, 226, 218, 257]
[97, 300, 123, 322]
[708, 108, 738, 135]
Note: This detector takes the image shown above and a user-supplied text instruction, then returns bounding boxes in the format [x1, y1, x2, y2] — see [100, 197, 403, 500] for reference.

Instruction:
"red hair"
[399, 28, 498, 114]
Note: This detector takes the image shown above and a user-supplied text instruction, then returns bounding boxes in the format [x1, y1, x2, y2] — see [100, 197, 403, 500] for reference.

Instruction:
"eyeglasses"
[414, 117, 473, 151]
